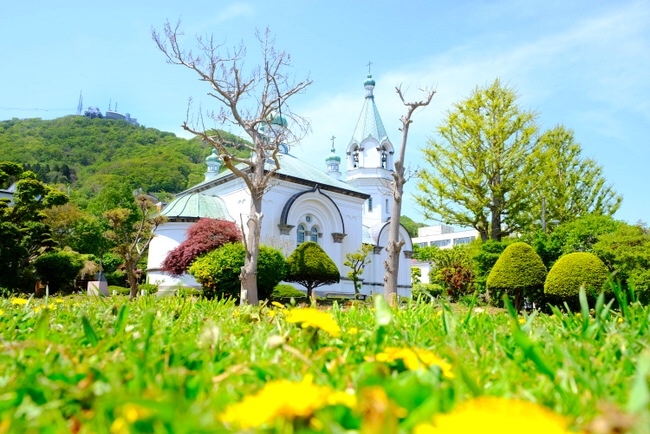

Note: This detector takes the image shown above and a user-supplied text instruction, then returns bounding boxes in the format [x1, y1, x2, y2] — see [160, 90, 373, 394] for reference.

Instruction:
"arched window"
[310, 226, 319, 243]
[297, 224, 305, 245]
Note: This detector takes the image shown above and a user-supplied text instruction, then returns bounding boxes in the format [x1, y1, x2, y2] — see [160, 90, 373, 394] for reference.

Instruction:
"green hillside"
[0, 116, 250, 204]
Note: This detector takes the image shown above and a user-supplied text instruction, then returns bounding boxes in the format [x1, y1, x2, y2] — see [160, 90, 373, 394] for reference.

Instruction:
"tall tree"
[103, 194, 165, 298]
[384, 86, 435, 304]
[0, 164, 68, 290]
[416, 79, 538, 241]
[529, 125, 622, 229]
[153, 22, 311, 304]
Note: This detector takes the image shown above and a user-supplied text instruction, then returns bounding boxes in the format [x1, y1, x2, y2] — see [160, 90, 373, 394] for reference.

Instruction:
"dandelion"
[369, 347, 454, 378]
[347, 327, 359, 335]
[219, 376, 353, 429]
[413, 397, 577, 434]
[285, 308, 341, 337]
[271, 301, 286, 309]
[518, 317, 526, 325]
[11, 298, 28, 305]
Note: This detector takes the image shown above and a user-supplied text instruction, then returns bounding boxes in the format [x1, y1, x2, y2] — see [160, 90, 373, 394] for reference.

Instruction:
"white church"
[146, 74, 414, 298]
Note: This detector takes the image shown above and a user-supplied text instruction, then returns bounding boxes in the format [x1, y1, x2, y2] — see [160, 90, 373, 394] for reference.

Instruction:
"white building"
[412, 225, 479, 249]
[147, 74, 414, 298]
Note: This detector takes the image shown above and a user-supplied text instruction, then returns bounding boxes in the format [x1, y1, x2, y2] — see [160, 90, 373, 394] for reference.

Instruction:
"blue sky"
[1, 0, 648, 225]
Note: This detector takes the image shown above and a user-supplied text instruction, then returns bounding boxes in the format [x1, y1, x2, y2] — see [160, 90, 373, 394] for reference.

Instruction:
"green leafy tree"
[592, 222, 650, 304]
[0, 164, 68, 291]
[103, 194, 165, 298]
[189, 243, 286, 301]
[344, 244, 373, 299]
[416, 79, 620, 242]
[285, 241, 340, 301]
[486, 242, 547, 311]
[416, 79, 537, 241]
[528, 126, 622, 229]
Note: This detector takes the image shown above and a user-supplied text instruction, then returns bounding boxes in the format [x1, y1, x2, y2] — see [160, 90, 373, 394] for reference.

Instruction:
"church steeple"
[204, 148, 221, 181]
[325, 136, 341, 180]
[345, 71, 395, 226]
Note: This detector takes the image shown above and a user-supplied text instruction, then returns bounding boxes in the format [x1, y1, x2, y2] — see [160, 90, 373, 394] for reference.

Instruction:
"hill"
[0, 116, 250, 204]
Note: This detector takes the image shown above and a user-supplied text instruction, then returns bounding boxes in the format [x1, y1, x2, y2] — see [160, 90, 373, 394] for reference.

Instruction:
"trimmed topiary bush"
[34, 249, 86, 295]
[271, 283, 307, 303]
[189, 242, 286, 301]
[486, 242, 547, 311]
[544, 252, 609, 307]
[285, 241, 340, 300]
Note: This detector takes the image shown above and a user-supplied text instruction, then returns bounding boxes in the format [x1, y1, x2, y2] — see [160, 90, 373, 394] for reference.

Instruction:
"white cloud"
[214, 3, 255, 24]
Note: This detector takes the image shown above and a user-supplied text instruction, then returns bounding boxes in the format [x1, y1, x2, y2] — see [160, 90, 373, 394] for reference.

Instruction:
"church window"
[381, 151, 387, 168]
[297, 224, 306, 245]
[368, 197, 373, 212]
[310, 226, 319, 243]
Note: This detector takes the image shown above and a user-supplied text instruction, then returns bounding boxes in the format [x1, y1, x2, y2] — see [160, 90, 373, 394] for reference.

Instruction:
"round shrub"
[34, 249, 85, 294]
[544, 252, 609, 303]
[285, 242, 340, 299]
[189, 243, 286, 301]
[271, 283, 307, 302]
[486, 242, 547, 310]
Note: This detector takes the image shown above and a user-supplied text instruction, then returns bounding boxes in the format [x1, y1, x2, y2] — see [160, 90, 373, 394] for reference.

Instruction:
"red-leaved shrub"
[161, 219, 242, 276]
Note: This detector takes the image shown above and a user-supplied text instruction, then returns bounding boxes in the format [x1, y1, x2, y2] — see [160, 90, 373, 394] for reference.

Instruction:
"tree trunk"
[384, 141, 407, 306]
[126, 258, 139, 299]
[384, 86, 435, 306]
[240, 191, 262, 305]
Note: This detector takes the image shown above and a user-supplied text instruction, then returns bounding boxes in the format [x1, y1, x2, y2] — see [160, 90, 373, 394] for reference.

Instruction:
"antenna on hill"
[77, 91, 83, 115]
[108, 99, 112, 111]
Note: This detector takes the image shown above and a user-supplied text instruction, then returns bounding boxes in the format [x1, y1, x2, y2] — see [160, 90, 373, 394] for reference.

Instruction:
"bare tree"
[384, 86, 435, 305]
[152, 21, 312, 304]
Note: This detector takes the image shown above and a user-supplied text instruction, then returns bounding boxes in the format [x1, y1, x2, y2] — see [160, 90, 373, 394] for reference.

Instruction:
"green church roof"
[160, 193, 234, 221]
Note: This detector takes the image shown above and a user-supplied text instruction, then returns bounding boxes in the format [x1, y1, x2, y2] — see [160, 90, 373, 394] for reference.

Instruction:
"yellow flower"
[371, 347, 454, 378]
[220, 376, 353, 429]
[267, 310, 278, 319]
[271, 301, 286, 309]
[414, 397, 577, 434]
[285, 308, 341, 337]
[518, 318, 526, 325]
[121, 403, 150, 423]
[0, 309, 4, 316]
[347, 327, 359, 335]
[109, 417, 129, 434]
[55, 297, 64, 304]
[11, 298, 28, 305]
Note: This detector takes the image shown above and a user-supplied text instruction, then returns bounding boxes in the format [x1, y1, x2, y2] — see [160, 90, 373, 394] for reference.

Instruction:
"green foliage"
[0, 163, 69, 291]
[138, 283, 159, 295]
[271, 283, 307, 301]
[550, 214, 623, 256]
[544, 252, 609, 304]
[0, 117, 253, 206]
[33, 249, 85, 294]
[592, 223, 650, 304]
[400, 215, 425, 238]
[416, 79, 538, 241]
[189, 243, 286, 301]
[527, 126, 622, 229]
[344, 244, 373, 298]
[107, 285, 130, 295]
[103, 195, 165, 298]
[285, 241, 340, 299]
[472, 239, 519, 291]
[426, 246, 476, 302]
[416, 80, 620, 242]
[486, 242, 547, 310]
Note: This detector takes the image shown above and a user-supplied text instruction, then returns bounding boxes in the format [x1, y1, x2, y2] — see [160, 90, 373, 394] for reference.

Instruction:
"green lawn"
[0, 293, 648, 433]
